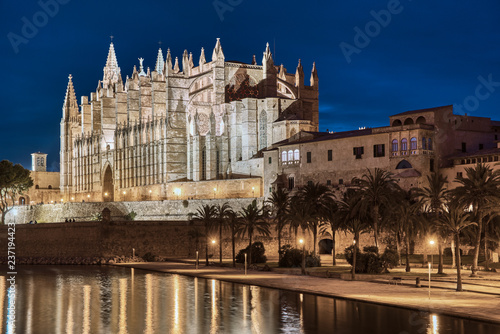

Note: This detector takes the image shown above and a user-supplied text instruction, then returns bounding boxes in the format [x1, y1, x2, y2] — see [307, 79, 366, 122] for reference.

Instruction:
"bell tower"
[31, 152, 48, 172]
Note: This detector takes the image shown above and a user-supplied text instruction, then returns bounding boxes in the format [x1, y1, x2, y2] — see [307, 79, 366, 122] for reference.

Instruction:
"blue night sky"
[1, 0, 499, 170]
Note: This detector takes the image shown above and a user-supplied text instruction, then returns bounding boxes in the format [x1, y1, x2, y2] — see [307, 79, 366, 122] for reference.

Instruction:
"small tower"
[31, 152, 47, 172]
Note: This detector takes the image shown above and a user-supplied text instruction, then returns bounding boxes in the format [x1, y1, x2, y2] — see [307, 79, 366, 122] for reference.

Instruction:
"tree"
[414, 172, 450, 274]
[288, 195, 313, 243]
[193, 204, 217, 266]
[214, 202, 233, 264]
[337, 189, 371, 280]
[266, 188, 290, 260]
[452, 163, 500, 276]
[393, 191, 423, 272]
[319, 202, 341, 265]
[0, 160, 33, 224]
[354, 168, 400, 249]
[437, 203, 475, 291]
[297, 182, 334, 254]
[238, 200, 271, 266]
[226, 210, 241, 267]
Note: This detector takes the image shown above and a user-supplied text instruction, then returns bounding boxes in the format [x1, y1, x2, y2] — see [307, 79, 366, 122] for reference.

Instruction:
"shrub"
[381, 245, 399, 271]
[279, 244, 321, 268]
[344, 245, 383, 274]
[235, 242, 267, 264]
[142, 252, 156, 262]
[90, 212, 102, 221]
[124, 211, 137, 221]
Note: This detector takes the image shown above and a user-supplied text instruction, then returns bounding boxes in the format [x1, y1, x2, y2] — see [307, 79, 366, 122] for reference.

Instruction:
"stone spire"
[310, 62, 318, 88]
[63, 74, 78, 118]
[173, 57, 180, 73]
[252, 55, 257, 65]
[279, 64, 287, 80]
[262, 42, 273, 66]
[295, 59, 304, 88]
[212, 38, 224, 61]
[199, 47, 206, 66]
[165, 48, 172, 74]
[155, 48, 164, 75]
[103, 42, 121, 86]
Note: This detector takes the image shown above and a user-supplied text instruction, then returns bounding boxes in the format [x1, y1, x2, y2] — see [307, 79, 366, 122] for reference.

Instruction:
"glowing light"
[104, 192, 108, 196]
[60, 198, 63, 202]
[87, 194, 90, 198]
[299, 239, 304, 244]
[149, 189, 152, 193]
[212, 240, 216, 244]
[174, 188, 181, 196]
[71, 197, 74, 201]
[123, 191, 126, 195]
[429, 240, 435, 245]
[432, 314, 438, 334]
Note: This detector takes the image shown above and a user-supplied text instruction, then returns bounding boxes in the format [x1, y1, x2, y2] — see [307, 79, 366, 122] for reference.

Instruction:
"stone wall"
[5, 198, 263, 224]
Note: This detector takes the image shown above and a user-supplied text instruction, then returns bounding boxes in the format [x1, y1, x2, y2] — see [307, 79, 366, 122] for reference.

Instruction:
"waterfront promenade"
[116, 260, 500, 324]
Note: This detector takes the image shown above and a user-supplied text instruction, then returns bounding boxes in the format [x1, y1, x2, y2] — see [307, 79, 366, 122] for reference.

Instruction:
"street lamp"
[149, 189, 152, 200]
[429, 240, 435, 299]
[299, 239, 305, 275]
[211, 239, 216, 262]
[174, 188, 181, 200]
[252, 186, 255, 197]
[213, 188, 217, 199]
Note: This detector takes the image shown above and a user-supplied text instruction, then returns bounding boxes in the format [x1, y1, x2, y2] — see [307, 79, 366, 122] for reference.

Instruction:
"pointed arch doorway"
[102, 165, 114, 202]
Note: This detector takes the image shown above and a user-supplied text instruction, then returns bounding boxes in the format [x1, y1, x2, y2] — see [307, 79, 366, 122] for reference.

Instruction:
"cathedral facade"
[60, 39, 319, 202]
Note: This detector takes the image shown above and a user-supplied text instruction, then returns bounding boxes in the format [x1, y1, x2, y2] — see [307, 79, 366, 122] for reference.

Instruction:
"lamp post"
[429, 240, 435, 300]
[252, 186, 255, 198]
[299, 239, 306, 275]
[213, 188, 217, 199]
[149, 189, 152, 200]
[211, 239, 216, 263]
[196, 250, 199, 270]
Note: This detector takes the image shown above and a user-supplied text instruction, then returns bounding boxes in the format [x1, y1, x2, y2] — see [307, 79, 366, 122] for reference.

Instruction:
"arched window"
[396, 160, 413, 169]
[401, 138, 408, 151]
[35, 185, 39, 189]
[392, 139, 398, 152]
[282, 151, 287, 162]
[392, 119, 402, 126]
[410, 137, 417, 150]
[288, 150, 293, 161]
[428, 138, 433, 150]
[48, 185, 52, 189]
[294, 149, 300, 161]
[422, 137, 427, 150]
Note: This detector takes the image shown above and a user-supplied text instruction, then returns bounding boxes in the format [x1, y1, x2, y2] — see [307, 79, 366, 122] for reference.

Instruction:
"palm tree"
[354, 168, 400, 249]
[226, 210, 241, 267]
[452, 163, 500, 276]
[414, 172, 450, 274]
[266, 188, 290, 260]
[214, 202, 233, 264]
[393, 192, 423, 272]
[288, 196, 313, 243]
[337, 189, 371, 280]
[438, 202, 475, 291]
[297, 182, 334, 254]
[319, 202, 341, 265]
[187, 225, 204, 256]
[193, 204, 217, 266]
[238, 200, 271, 265]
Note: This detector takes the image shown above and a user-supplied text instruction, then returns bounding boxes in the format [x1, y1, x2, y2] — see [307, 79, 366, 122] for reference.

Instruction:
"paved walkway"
[115, 261, 500, 324]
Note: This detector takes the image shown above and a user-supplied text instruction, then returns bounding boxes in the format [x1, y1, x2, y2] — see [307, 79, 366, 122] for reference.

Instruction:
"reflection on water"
[3, 266, 500, 334]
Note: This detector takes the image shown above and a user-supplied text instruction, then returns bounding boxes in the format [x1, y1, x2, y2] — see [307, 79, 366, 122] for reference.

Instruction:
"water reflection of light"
[66, 292, 74, 334]
[173, 275, 180, 333]
[0, 277, 4, 334]
[431, 314, 439, 334]
[56, 275, 63, 334]
[299, 293, 304, 330]
[210, 279, 218, 334]
[242, 286, 248, 327]
[119, 278, 128, 334]
[82, 285, 91, 334]
[250, 286, 262, 333]
[26, 276, 34, 334]
[145, 274, 153, 334]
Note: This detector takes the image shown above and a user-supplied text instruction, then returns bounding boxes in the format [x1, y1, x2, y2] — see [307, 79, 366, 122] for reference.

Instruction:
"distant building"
[60, 39, 318, 202]
[20, 153, 60, 205]
[263, 105, 500, 198]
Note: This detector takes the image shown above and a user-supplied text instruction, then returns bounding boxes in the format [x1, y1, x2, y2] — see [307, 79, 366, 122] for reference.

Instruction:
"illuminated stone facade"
[60, 39, 318, 202]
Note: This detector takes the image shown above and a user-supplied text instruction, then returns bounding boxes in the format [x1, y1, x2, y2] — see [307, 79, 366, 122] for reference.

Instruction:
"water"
[2, 265, 499, 333]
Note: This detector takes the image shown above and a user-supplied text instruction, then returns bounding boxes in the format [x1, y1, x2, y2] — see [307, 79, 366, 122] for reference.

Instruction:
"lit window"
[294, 149, 300, 161]
[288, 150, 293, 161]
[401, 138, 408, 151]
[392, 139, 398, 152]
[282, 151, 287, 162]
[410, 137, 417, 150]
